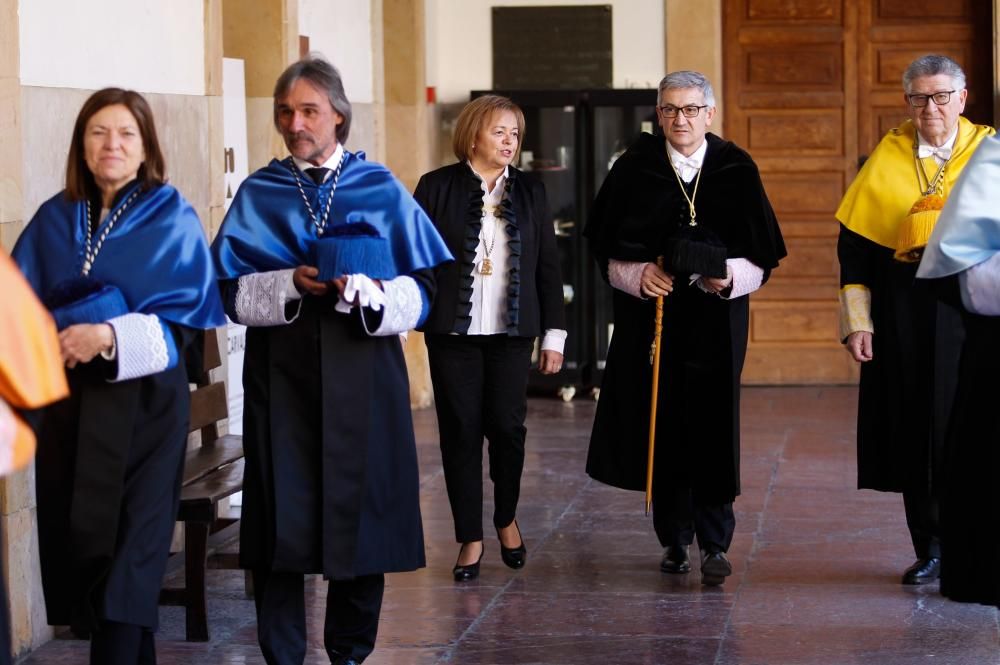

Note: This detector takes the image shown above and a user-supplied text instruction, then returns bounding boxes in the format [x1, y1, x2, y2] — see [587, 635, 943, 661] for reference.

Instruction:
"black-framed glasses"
[907, 90, 956, 107]
[658, 104, 708, 118]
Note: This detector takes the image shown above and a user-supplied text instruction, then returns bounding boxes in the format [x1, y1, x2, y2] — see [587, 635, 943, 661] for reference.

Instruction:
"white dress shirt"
[468, 164, 511, 335]
[292, 143, 344, 182]
[916, 126, 959, 165]
[666, 139, 708, 183]
[466, 163, 566, 354]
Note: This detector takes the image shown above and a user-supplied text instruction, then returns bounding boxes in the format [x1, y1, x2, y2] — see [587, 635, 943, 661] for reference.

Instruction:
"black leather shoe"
[902, 557, 941, 585]
[700, 551, 732, 586]
[660, 546, 691, 574]
[453, 543, 484, 582]
[497, 520, 527, 569]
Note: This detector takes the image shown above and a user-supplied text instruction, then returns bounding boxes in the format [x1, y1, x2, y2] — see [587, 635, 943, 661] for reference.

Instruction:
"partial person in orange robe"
[0, 250, 69, 664]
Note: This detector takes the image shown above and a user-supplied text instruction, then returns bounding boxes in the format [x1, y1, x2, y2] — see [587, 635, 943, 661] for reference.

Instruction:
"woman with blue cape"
[11, 88, 226, 664]
[917, 136, 1000, 607]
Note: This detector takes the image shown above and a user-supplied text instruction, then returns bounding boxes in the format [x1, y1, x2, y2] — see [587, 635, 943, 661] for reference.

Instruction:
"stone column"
[0, 0, 24, 251]
[370, 0, 388, 165]
[664, 0, 724, 135]
[223, 0, 299, 172]
[205, 0, 227, 239]
[0, 0, 52, 655]
[382, 0, 435, 408]
[383, 0, 430, 191]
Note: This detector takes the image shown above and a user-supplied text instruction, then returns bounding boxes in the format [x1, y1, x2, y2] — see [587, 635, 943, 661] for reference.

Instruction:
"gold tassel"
[894, 194, 945, 263]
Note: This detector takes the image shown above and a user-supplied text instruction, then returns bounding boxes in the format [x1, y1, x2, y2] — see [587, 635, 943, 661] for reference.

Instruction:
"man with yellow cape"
[836, 55, 994, 586]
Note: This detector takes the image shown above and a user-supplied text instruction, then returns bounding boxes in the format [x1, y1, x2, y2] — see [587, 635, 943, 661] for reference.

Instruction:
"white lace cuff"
[608, 259, 647, 298]
[363, 276, 425, 336]
[723, 258, 764, 299]
[234, 269, 302, 326]
[960, 252, 1000, 315]
[106, 313, 177, 382]
[541, 328, 567, 354]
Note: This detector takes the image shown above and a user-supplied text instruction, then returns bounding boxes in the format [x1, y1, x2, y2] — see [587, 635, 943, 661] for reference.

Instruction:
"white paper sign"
[223, 58, 249, 438]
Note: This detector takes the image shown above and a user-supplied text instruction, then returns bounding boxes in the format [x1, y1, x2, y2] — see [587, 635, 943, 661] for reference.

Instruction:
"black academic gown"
[34, 326, 195, 635]
[935, 292, 1000, 606]
[233, 287, 429, 579]
[14, 182, 223, 638]
[212, 154, 448, 582]
[838, 227, 964, 493]
[585, 132, 785, 505]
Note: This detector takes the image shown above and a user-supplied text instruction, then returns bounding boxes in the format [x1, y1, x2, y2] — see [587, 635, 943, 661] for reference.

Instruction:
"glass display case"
[471, 89, 657, 399]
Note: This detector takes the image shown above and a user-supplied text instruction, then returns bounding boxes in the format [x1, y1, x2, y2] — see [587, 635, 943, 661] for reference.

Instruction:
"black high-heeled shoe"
[452, 542, 484, 581]
[497, 520, 527, 569]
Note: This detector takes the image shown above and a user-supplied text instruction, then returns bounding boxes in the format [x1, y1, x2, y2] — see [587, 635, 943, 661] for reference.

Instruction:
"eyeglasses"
[658, 105, 708, 118]
[907, 90, 956, 107]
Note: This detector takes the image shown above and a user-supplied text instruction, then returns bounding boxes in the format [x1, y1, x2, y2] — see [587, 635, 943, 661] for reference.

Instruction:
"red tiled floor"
[22, 387, 1000, 664]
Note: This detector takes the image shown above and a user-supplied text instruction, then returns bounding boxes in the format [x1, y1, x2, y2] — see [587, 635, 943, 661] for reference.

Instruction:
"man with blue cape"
[211, 56, 452, 665]
[917, 136, 1000, 607]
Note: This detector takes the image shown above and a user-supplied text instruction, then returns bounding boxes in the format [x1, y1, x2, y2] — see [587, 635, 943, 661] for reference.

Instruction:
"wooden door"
[858, 0, 994, 155]
[723, 0, 994, 384]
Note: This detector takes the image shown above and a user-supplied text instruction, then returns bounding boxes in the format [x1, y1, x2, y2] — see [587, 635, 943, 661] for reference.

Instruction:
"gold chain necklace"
[670, 157, 703, 226]
[479, 215, 499, 276]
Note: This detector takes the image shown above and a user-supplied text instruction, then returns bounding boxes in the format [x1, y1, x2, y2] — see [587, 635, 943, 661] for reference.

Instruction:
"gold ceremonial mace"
[645, 256, 665, 515]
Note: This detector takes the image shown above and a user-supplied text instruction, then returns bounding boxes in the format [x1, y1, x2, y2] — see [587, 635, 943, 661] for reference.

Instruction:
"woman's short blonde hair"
[452, 95, 525, 164]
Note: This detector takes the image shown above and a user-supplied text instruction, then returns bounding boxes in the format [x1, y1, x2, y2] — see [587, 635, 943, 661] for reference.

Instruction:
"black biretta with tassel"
[662, 223, 728, 278]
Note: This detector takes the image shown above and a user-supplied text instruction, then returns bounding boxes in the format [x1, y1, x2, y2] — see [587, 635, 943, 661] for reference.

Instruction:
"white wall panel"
[299, 0, 375, 103]
[19, 0, 205, 95]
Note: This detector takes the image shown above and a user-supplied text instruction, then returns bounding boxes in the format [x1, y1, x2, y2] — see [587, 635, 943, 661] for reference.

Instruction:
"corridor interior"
[25, 387, 1000, 664]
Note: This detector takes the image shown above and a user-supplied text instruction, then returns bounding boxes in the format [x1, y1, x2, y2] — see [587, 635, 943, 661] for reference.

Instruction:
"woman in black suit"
[414, 95, 566, 581]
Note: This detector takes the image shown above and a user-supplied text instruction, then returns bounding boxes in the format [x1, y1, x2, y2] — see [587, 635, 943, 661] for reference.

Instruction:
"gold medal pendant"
[479, 258, 493, 275]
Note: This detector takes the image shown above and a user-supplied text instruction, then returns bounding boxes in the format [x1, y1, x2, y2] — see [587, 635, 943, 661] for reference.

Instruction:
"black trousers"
[426, 334, 534, 543]
[903, 489, 941, 559]
[653, 486, 735, 554]
[89, 620, 156, 665]
[252, 569, 384, 665]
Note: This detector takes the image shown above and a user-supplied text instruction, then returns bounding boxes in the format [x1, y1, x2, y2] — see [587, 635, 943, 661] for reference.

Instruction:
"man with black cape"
[210, 56, 451, 664]
[585, 71, 785, 586]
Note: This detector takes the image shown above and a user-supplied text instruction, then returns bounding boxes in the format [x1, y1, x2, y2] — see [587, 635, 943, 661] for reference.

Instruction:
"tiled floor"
[23, 387, 1000, 664]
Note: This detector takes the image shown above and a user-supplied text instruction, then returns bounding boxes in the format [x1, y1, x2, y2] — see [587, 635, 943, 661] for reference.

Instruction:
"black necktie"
[305, 167, 329, 185]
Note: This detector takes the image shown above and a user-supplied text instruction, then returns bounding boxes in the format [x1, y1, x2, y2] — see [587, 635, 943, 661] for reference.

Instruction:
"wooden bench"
[160, 331, 245, 641]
